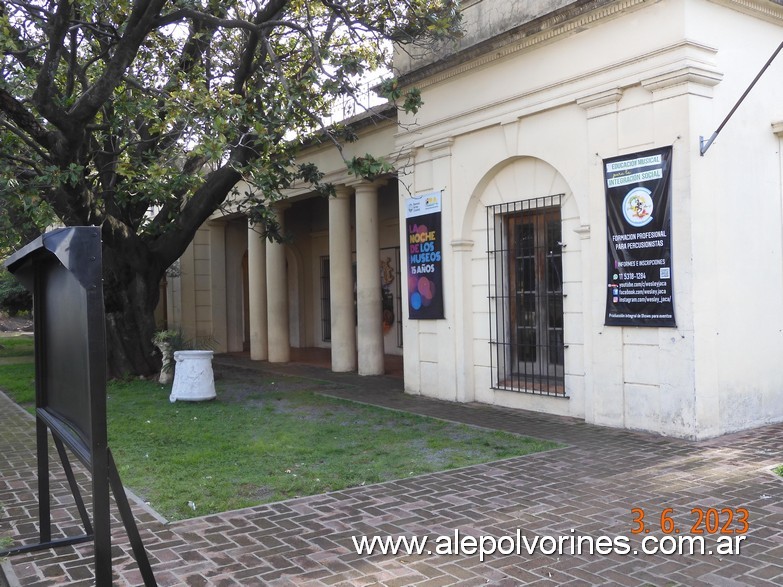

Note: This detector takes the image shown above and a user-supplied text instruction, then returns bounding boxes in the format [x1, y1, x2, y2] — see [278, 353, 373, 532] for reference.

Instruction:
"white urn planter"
[169, 350, 216, 403]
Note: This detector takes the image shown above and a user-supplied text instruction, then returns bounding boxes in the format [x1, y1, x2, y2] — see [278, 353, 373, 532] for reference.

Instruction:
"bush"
[0, 271, 31, 316]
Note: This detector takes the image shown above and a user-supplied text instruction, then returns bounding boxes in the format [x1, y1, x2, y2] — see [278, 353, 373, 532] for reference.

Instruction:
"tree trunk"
[102, 247, 163, 379]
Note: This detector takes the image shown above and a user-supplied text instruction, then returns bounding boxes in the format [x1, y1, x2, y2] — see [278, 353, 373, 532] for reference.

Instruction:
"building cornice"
[707, 0, 783, 23]
[400, 0, 782, 93]
[298, 103, 398, 152]
[398, 0, 651, 91]
[396, 39, 720, 147]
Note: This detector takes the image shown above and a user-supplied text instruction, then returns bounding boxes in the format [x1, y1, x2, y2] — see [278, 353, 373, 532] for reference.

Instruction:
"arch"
[456, 155, 586, 416]
[459, 155, 584, 243]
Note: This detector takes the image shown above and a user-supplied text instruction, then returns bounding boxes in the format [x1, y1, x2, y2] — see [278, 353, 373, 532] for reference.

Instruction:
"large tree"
[0, 0, 460, 377]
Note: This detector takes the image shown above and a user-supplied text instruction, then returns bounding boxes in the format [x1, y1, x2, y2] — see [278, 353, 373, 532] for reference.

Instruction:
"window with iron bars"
[486, 196, 566, 396]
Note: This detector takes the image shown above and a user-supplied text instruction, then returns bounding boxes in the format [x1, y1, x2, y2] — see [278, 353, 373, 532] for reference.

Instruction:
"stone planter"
[169, 350, 216, 403]
[155, 341, 173, 385]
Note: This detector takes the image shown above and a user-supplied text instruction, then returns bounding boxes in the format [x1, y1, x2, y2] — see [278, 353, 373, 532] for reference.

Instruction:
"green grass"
[0, 363, 35, 407]
[1, 532, 12, 558]
[774, 465, 783, 476]
[0, 335, 34, 358]
[0, 359, 558, 522]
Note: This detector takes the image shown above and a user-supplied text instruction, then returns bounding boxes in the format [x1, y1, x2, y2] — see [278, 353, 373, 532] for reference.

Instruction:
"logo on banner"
[622, 187, 654, 227]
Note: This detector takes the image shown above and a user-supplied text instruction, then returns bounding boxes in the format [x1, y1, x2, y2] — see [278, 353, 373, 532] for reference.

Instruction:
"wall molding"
[401, 0, 651, 91]
[708, 0, 783, 23]
[397, 40, 721, 148]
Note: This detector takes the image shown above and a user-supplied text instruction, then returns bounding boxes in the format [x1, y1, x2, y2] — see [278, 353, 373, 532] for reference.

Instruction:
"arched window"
[487, 195, 565, 395]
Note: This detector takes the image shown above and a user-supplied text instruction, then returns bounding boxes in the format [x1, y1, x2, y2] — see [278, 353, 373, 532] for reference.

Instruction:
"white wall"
[167, 0, 783, 439]
[686, 0, 783, 436]
[397, 0, 783, 438]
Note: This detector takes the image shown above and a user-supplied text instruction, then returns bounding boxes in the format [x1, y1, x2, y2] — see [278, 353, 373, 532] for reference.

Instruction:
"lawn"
[0, 359, 558, 521]
[0, 334, 34, 358]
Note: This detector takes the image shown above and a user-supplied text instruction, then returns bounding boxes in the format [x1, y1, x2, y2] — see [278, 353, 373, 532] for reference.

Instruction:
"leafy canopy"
[0, 0, 461, 258]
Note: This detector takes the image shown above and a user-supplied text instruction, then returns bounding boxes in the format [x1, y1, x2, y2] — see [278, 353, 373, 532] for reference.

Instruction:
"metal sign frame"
[0, 227, 156, 586]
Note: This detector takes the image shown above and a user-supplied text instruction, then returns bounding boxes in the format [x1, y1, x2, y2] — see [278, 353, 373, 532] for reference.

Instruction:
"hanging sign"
[405, 191, 444, 319]
[604, 146, 675, 327]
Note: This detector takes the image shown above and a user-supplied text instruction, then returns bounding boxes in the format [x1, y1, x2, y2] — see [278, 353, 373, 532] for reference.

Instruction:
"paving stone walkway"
[1, 356, 783, 586]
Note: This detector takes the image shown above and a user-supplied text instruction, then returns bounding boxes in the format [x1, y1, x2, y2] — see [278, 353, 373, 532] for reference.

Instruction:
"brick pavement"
[1, 356, 783, 586]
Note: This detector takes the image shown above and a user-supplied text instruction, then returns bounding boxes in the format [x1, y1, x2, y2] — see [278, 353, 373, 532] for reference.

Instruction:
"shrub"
[0, 271, 32, 316]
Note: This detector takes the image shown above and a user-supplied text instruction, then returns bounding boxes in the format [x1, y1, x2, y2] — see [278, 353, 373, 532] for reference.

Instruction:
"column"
[247, 221, 268, 360]
[266, 203, 290, 363]
[329, 186, 357, 372]
[354, 181, 384, 375]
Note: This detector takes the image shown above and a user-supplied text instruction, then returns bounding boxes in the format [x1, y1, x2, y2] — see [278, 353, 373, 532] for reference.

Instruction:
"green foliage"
[0, 0, 462, 375]
[0, 272, 31, 316]
[0, 362, 36, 408]
[347, 154, 395, 181]
[0, 335, 34, 357]
[0, 0, 462, 250]
[378, 80, 423, 114]
[152, 329, 208, 352]
[153, 328, 215, 352]
[0, 180, 53, 257]
[153, 329, 215, 374]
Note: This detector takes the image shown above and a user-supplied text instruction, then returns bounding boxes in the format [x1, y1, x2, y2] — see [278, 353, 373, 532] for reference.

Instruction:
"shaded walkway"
[229, 349, 405, 379]
[1, 357, 783, 586]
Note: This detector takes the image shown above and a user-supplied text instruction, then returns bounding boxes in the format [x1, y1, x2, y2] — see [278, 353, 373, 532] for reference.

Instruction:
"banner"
[405, 191, 444, 319]
[604, 146, 675, 327]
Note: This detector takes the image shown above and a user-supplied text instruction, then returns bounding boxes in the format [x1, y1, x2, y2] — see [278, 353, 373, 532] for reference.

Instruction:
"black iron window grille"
[486, 195, 566, 396]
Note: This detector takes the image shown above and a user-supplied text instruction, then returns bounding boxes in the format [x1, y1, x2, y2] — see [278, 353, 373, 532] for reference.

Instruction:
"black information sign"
[604, 146, 675, 327]
[406, 191, 444, 319]
[2, 227, 157, 586]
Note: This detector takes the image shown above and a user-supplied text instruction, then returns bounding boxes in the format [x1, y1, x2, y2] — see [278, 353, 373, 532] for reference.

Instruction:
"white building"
[167, 0, 783, 440]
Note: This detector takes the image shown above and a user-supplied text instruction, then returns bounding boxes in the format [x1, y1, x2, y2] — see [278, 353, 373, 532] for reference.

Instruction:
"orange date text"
[630, 507, 749, 535]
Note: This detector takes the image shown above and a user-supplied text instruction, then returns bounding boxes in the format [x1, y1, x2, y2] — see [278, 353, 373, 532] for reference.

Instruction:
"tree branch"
[68, 0, 167, 124]
[32, 0, 71, 129]
[150, 164, 242, 269]
[0, 87, 62, 155]
[0, 117, 53, 162]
